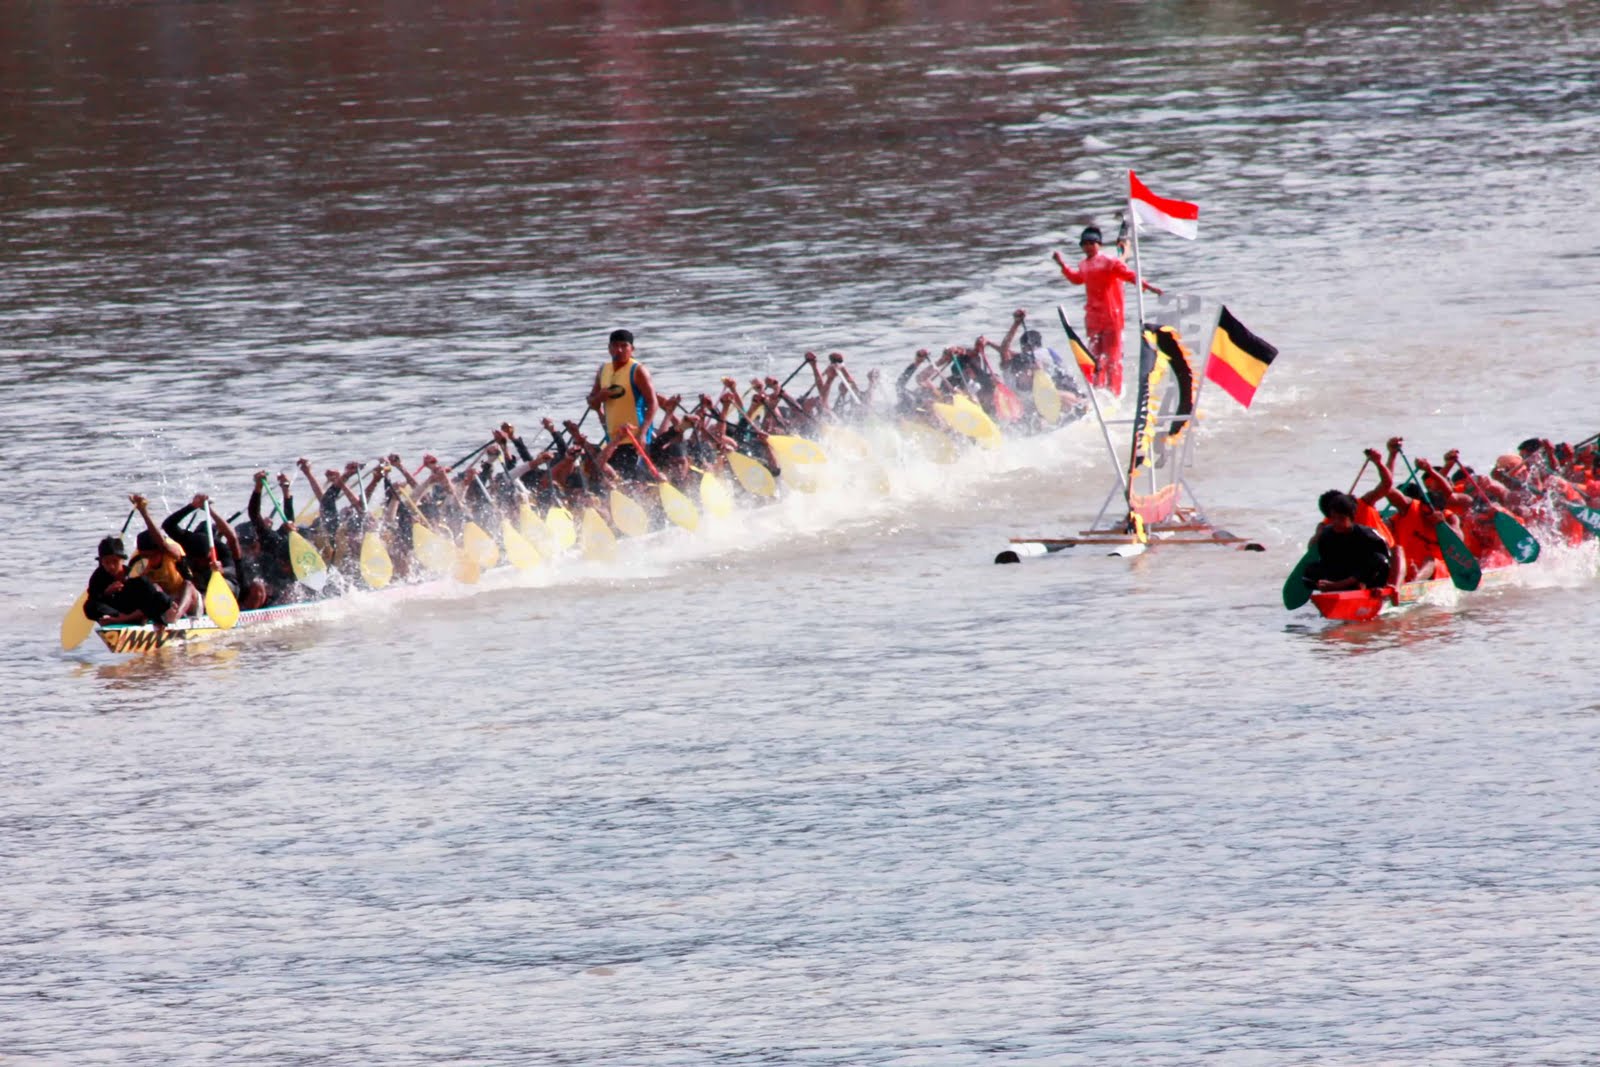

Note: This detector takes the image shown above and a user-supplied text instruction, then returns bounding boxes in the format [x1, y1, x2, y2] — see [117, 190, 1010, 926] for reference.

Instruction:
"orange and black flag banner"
[1127, 330, 1162, 474]
[1205, 306, 1278, 408]
[1151, 325, 1197, 443]
[1058, 312, 1098, 378]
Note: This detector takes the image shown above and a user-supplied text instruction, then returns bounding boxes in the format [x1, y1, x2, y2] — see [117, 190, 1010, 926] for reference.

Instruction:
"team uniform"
[1059, 250, 1140, 394]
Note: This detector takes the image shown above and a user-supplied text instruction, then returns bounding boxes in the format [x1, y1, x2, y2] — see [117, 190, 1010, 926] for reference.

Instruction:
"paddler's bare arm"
[361, 466, 385, 503]
[1414, 457, 1455, 502]
[328, 466, 365, 515]
[128, 494, 179, 556]
[387, 454, 420, 489]
[277, 472, 295, 526]
[1356, 448, 1388, 506]
[420, 456, 463, 506]
[992, 309, 1026, 361]
[249, 472, 269, 533]
[296, 459, 327, 507]
[210, 504, 242, 563]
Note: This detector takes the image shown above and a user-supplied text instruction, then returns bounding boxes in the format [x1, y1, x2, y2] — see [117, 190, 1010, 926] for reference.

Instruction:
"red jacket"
[1061, 251, 1139, 333]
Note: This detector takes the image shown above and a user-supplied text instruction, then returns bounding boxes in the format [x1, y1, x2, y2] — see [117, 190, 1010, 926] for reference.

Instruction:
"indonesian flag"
[1128, 170, 1199, 241]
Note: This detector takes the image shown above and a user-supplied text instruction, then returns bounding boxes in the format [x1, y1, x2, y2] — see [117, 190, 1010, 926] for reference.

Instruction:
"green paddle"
[1283, 457, 1369, 610]
[1398, 451, 1480, 591]
[1565, 499, 1600, 537]
[1281, 543, 1319, 610]
[1455, 465, 1540, 562]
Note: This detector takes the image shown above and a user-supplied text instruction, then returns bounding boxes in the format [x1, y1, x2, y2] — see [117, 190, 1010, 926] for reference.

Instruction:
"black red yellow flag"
[1205, 307, 1278, 408]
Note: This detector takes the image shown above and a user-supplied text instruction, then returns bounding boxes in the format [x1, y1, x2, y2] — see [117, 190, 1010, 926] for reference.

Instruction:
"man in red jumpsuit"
[1052, 226, 1163, 395]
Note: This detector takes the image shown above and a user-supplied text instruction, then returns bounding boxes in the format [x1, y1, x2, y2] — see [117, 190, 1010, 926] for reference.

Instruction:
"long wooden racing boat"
[1308, 561, 1519, 622]
[96, 600, 334, 654]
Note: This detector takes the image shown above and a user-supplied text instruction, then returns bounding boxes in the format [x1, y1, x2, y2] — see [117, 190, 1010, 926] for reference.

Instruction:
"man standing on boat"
[587, 328, 659, 481]
[1053, 225, 1163, 396]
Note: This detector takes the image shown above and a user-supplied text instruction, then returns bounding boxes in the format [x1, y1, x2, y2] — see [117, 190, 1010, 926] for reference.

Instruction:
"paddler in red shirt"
[1052, 225, 1163, 396]
[1370, 441, 1457, 582]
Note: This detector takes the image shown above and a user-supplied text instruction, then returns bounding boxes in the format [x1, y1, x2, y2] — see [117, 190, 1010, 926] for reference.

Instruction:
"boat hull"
[1307, 562, 1519, 622]
[96, 601, 328, 654]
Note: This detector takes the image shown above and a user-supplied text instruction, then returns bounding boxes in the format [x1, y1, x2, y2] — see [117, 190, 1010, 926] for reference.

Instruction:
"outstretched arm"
[1052, 251, 1085, 285]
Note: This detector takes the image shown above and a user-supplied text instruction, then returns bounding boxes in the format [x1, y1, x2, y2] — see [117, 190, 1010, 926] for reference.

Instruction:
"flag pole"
[1187, 303, 1226, 428]
[1124, 183, 1151, 528]
[1059, 306, 1130, 496]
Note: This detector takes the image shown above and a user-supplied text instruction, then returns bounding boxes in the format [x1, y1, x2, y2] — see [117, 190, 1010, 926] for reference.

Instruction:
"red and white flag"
[1128, 170, 1199, 241]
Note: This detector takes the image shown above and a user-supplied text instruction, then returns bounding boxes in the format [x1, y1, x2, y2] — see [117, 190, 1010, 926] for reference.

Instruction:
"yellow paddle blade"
[658, 482, 700, 532]
[608, 489, 651, 539]
[500, 519, 543, 570]
[519, 504, 556, 556]
[453, 548, 481, 584]
[295, 502, 319, 526]
[821, 425, 874, 462]
[545, 506, 578, 550]
[1032, 370, 1063, 426]
[287, 529, 329, 591]
[204, 569, 241, 630]
[698, 469, 736, 519]
[768, 434, 828, 493]
[464, 521, 500, 569]
[899, 418, 961, 464]
[360, 531, 393, 589]
[726, 451, 777, 498]
[767, 434, 829, 467]
[413, 523, 457, 574]
[580, 507, 617, 561]
[934, 397, 1002, 449]
[61, 590, 95, 651]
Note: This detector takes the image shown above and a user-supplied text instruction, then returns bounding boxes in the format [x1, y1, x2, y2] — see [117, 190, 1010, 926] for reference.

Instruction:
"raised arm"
[1052, 250, 1085, 285]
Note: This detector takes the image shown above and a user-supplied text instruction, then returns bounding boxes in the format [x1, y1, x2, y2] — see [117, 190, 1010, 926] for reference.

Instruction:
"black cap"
[609, 329, 634, 346]
[1079, 226, 1103, 245]
[1021, 329, 1043, 347]
[97, 536, 127, 559]
[135, 529, 163, 552]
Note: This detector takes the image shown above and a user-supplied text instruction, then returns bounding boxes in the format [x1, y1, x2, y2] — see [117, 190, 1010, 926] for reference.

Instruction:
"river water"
[6, 1, 1600, 1063]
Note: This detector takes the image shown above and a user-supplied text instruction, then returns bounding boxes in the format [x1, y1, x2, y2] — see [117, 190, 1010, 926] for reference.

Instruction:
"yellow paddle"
[820, 425, 872, 461]
[933, 396, 1002, 450]
[768, 434, 829, 493]
[61, 591, 95, 651]
[195, 500, 241, 629]
[726, 451, 778, 498]
[287, 528, 329, 592]
[453, 546, 482, 584]
[580, 506, 617, 561]
[898, 418, 960, 463]
[620, 426, 701, 533]
[390, 484, 476, 583]
[1032, 369, 1063, 426]
[463, 521, 501, 569]
[656, 482, 700, 531]
[499, 519, 543, 570]
[608, 488, 652, 538]
[545, 506, 578, 550]
[519, 503, 556, 556]
[767, 434, 828, 466]
[412, 522, 458, 574]
[359, 531, 393, 588]
[698, 468, 736, 519]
